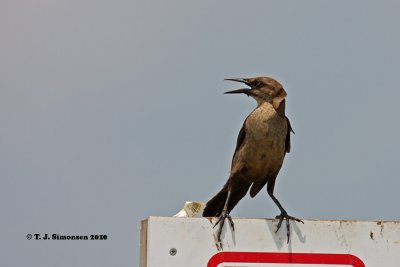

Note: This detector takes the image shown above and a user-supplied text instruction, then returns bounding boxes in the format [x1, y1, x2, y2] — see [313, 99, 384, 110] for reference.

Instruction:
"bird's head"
[224, 76, 287, 109]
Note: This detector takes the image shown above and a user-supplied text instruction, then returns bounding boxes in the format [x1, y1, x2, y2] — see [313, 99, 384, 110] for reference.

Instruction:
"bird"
[202, 76, 302, 246]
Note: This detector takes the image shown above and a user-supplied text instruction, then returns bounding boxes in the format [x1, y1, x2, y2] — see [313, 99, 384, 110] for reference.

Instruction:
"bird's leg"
[268, 191, 303, 243]
[213, 190, 234, 246]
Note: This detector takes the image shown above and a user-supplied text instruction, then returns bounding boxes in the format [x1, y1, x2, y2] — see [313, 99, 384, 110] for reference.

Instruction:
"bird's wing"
[231, 120, 246, 165]
[249, 180, 268, 197]
[285, 116, 294, 153]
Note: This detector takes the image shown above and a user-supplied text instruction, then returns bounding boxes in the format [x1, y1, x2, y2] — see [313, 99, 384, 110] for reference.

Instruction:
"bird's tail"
[202, 180, 251, 217]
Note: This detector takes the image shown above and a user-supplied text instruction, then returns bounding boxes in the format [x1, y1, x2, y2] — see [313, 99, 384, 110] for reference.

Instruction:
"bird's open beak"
[224, 88, 252, 95]
[224, 78, 252, 95]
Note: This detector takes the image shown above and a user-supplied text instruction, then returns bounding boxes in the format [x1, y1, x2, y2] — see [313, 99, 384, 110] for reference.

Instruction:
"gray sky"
[1, 0, 399, 266]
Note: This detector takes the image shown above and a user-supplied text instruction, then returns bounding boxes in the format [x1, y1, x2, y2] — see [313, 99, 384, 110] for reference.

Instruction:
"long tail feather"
[203, 180, 251, 217]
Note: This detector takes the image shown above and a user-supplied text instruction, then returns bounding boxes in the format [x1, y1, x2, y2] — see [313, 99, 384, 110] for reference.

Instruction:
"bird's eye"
[254, 81, 262, 87]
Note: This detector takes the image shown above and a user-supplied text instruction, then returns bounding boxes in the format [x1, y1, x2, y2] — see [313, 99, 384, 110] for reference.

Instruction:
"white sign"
[140, 217, 400, 267]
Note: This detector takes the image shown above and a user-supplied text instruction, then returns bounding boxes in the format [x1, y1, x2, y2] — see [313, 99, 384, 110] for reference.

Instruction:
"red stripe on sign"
[207, 252, 365, 267]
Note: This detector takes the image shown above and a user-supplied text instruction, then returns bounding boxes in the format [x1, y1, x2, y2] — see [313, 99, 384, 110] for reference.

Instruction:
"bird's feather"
[202, 179, 251, 217]
[249, 180, 268, 198]
[231, 121, 246, 165]
[285, 117, 294, 153]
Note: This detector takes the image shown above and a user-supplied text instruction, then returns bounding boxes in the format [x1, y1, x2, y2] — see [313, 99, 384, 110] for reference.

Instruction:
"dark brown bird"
[203, 76, 302, 245]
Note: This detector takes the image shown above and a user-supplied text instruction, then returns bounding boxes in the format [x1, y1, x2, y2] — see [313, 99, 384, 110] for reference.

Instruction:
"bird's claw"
[275, 212, 304, 243]
[213, 210, 234, 247]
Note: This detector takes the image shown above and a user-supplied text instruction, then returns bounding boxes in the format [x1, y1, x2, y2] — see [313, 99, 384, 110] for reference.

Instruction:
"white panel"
[141, 217, 400, 267]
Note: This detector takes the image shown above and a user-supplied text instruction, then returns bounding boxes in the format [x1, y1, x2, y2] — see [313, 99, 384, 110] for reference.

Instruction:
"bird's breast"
[246, 104, 287, 138]
[236, 103, 287, 178]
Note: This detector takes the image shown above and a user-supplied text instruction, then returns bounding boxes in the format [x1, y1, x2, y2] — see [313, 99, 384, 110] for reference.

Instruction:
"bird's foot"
[275, 212, 304, 243]
[213, 210, 234, 248]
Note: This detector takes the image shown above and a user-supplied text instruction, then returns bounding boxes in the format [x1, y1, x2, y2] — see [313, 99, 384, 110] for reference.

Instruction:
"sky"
[1, 0, 399, 266]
